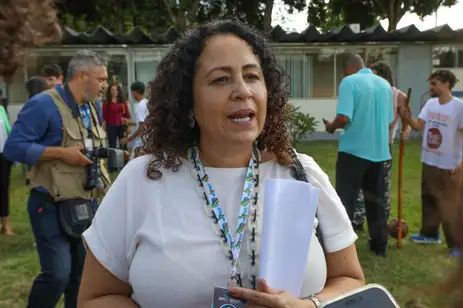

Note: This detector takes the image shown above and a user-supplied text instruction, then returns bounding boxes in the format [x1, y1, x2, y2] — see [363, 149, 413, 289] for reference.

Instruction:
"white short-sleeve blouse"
[83, 152, 357, 308]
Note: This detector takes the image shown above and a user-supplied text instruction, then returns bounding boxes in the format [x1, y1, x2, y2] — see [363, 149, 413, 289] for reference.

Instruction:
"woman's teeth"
[231, 116, 251, 123]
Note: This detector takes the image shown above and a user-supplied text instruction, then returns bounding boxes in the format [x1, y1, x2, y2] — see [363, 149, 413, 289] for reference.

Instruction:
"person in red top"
[102, 84, 131, 156]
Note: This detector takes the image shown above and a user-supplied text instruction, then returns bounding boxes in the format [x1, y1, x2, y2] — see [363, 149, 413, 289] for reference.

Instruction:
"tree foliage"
[55, 0, 310, 34]
[55, 0, 172, 33]
[375, 0, 458, 31]
[308, 0, 458, 32]
[55, 0, 458, 34]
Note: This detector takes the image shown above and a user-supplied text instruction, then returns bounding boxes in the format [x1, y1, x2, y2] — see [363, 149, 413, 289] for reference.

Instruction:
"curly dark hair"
[370, 61, 394, 87]
[428, 69, 459, 90]
[141, 19, 292, 180]
[0, 0, 62, 80]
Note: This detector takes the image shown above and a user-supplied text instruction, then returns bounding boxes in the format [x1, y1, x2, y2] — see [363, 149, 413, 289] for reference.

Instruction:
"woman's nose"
[231, 79, 252, 101]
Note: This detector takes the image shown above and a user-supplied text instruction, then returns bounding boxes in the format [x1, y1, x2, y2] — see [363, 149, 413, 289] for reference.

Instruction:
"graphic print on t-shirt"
[424, 110, 450, 155]
[426, 127, 442, 149]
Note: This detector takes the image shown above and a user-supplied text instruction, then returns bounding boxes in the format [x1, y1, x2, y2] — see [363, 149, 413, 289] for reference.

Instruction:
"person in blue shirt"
[23, 76, 49, 184]
[3, 50, 109, 308]
[324, 53, 394, 257]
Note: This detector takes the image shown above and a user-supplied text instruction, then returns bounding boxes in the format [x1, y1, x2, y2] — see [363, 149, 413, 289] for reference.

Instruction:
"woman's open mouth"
[228, 109, 256, 125]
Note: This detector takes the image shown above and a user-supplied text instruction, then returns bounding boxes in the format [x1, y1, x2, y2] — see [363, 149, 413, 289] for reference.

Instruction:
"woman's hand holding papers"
[228, 278, 315, 308]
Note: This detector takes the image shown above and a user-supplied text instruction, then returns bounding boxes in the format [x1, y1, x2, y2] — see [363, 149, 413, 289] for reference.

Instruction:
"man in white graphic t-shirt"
[399, 70, 463, 258]
[120, 81, 148, 159]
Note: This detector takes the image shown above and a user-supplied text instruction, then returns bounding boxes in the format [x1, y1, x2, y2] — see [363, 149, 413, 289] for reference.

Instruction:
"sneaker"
[451, 248, 461, 258]
[409, 234, 442, 244]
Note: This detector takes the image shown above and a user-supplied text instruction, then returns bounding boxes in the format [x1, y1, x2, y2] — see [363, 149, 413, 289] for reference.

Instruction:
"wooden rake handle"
[397, 88, 412, 249]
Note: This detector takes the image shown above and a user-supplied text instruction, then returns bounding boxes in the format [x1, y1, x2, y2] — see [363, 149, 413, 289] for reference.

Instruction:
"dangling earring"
[189, 113, 196, 128]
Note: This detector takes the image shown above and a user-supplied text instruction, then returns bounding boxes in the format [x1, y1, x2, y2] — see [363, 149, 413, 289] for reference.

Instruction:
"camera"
[83, 147, 125, 191]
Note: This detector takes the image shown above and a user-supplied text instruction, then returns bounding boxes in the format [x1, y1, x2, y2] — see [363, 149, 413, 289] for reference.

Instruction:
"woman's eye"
[213, 76, 230, 84]
[245, 73, 259, 81]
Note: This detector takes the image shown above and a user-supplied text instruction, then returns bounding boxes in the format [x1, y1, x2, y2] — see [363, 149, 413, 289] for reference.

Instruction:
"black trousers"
[0, 153, 12, 217]
[106, 124, 126, 150]
[106, 124, 128, 173]
[335, 151, 389, 248]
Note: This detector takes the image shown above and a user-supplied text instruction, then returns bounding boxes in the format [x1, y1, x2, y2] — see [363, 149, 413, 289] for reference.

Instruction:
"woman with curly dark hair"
[79, 19, 364, 308]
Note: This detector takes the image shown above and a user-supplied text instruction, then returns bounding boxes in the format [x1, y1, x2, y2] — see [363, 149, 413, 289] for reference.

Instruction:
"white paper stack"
[259, 178, 320, 297]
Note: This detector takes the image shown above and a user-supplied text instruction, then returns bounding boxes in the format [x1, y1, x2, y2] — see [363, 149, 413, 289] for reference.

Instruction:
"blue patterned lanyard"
[188, 146, 259, 287]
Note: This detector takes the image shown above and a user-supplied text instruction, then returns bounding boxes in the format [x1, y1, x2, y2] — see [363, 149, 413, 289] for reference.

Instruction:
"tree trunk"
[387, 16, 399, 31]
[263, 0, 274, 33]
[386, 0, 404, 31]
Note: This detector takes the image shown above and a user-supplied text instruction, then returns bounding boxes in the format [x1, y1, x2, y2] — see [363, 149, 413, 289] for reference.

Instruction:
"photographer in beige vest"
[3, 50, 125, 308]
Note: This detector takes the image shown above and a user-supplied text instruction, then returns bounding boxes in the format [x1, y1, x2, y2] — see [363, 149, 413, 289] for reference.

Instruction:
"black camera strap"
[289, 148, 325, 253]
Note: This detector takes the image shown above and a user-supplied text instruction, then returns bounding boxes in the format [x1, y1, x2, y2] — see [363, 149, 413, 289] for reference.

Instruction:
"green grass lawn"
[0, 140, 459, 307]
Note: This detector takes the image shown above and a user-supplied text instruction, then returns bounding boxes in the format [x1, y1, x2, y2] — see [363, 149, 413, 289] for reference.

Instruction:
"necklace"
[187, 145, 262, 289]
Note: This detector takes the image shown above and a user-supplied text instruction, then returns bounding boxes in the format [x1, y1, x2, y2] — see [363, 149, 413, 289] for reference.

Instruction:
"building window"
[26, 52, 73, 81]
[369, 47, 397, 63]
[310, 48, 369, 98]
[277, 54, 310, 99]
[134, 51, 161, 86]
[269, 47, 397, 100]
[433, 46, 460, 68]
[365, 47, 398, 87]
[311, 49, 336, 98]
[365, 47, 397, 72]
[107, 54, 129, 98]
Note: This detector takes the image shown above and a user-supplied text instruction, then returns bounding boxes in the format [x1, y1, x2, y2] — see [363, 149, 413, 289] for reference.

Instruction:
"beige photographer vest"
[29, 88, 111, 201]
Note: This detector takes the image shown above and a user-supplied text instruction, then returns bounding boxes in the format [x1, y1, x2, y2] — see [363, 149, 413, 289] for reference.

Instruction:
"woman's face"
[193, 34, 267, 147]
[110, 85, 118, 98]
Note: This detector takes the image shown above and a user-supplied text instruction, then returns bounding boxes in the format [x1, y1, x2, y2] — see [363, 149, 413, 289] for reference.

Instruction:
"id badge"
[211, 286, 247, 308]
[85, 138, 93, 151]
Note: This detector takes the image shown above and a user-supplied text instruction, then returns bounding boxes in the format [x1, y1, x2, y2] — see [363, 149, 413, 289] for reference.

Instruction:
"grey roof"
[60, 24, 463, 45]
